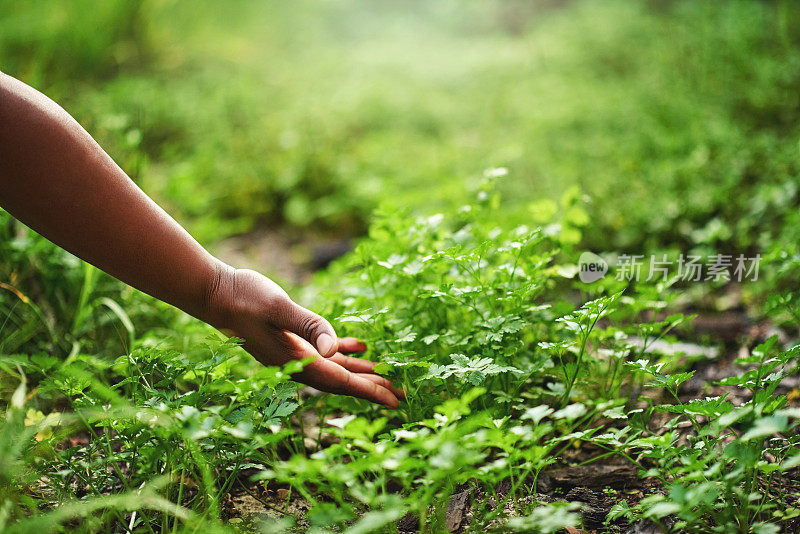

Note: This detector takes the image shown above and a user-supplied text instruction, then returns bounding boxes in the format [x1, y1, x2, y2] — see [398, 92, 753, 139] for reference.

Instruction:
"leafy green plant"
[3, 1, 800, 531]
[606, 335, 800, 532]
[258, 388, 593, 533]
[317, 180, 576, 421]
[279, 185, 712, 531]
[0, 335, 306, 533]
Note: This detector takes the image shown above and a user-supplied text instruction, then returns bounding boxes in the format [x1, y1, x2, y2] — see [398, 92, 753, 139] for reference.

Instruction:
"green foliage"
[0, 337, 303, 532]
[606, 335, 800, 532]
[322, 179, 563, 418]
[0, 213, 141, 358]
[258, 389, 588, 533]
[0, 0, 156, 87]
[280, 185, 716, 531]
[5, 0, 799, 251]
[2, 0, 800, 531]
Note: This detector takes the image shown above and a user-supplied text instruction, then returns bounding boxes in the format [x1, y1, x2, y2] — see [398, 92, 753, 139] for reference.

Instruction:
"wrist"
[201, 260, 238, 330]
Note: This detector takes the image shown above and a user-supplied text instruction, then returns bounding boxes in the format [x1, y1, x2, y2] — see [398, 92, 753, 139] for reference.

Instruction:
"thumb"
[270, 299, 338, 357]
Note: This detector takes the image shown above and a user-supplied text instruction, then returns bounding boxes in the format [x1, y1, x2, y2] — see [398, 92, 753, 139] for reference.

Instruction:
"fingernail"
[316, 333, 336, 356]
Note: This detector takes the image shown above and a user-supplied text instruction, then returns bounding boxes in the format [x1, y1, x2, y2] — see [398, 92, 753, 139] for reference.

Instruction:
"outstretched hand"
[0, 73, 402, 408]
[209, 268, 404, 408]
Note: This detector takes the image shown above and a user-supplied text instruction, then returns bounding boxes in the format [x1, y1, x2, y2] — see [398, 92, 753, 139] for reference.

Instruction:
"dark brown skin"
[0, 72, 403, 408]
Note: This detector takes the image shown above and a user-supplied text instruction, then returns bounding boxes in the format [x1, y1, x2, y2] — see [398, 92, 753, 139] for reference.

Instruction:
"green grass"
[2, 0, 800, 532]
[4, 0, 798, 253]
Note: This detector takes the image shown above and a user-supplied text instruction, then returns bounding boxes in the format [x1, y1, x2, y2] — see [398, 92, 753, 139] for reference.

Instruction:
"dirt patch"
[213, 229, 352, 285]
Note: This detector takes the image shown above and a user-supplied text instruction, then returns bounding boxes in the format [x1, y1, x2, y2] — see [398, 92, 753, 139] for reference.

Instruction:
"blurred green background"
[2, 0, 799, 280]
[3, 3, 800, 528]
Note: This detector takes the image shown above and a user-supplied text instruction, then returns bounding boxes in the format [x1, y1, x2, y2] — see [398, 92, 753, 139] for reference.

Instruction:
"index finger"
[294, 356, 401, 409]
[337, 337, 367, 354]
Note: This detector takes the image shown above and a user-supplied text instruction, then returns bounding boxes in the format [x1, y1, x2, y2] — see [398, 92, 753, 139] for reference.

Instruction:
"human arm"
[0, 72, 402, 408]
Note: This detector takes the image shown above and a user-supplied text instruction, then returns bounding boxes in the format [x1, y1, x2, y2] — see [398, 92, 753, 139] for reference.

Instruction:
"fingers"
[326, 354, 405, 398]
[341, 372, 402, 409]
[254, 331, 403, 408]
[294, 356, 401, 409]
[357, 373, 406, 399]
[269, 300, 339, 357]
[337, 337, 367, 354]
[327, 353, 376, 373]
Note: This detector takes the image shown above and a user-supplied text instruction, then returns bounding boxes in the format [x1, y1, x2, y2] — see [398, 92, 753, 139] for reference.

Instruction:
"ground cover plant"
[3, 181, 799, 532]
[2, 0, 800, 532]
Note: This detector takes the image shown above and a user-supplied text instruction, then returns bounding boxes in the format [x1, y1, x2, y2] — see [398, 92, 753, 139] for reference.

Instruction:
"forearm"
[0, 73, 403, 407]
[0, 72, 228, 324]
